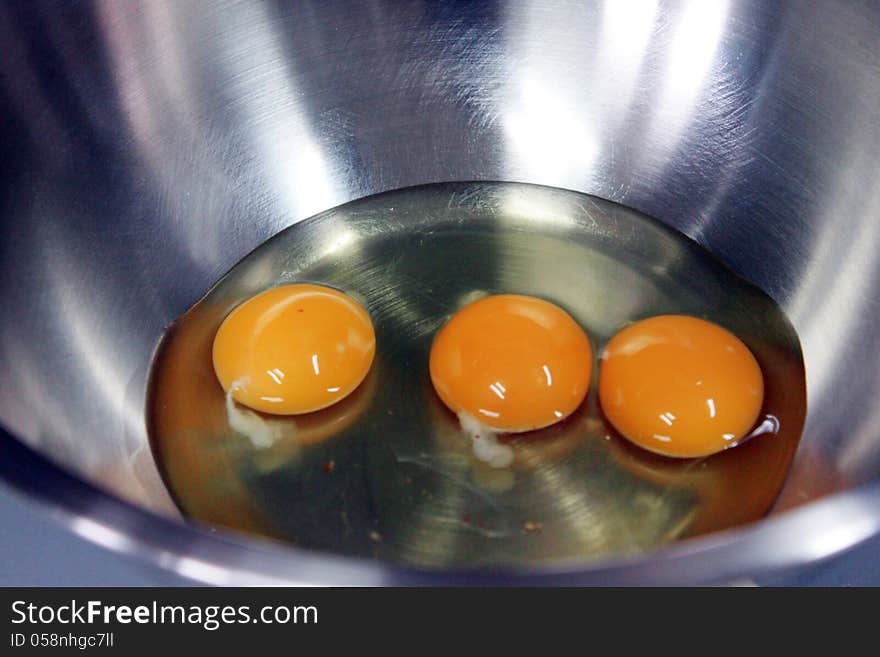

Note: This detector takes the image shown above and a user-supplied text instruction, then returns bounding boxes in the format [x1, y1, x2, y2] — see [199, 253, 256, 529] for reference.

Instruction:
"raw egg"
[212, 284, 375, 415]
[598, 315, 764, 458]
[429, 294, 593, 434]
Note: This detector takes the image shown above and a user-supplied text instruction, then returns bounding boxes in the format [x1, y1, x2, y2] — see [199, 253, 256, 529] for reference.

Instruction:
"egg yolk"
[212, 284, 375, 415]
[429, 294, 593, 432]
[598, 315, 764, 458]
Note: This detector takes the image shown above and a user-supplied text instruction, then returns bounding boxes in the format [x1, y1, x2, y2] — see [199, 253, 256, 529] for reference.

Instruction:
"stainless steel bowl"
[1, 0, 878, 585]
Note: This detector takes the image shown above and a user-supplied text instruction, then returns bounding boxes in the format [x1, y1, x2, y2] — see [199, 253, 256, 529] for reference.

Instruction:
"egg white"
[457, 412, 515, 469]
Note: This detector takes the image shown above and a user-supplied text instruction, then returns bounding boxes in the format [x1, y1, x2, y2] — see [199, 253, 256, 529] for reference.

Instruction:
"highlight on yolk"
[429, 294, 593, 433]
[212, 284, 375, 415]
[598, 315, 764, 458]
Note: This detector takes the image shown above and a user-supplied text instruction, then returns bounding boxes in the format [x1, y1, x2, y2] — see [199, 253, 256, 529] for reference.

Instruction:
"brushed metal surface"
[1, 0, 879, 584]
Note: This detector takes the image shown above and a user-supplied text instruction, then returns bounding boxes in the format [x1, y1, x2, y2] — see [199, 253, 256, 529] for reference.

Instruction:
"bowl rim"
[3, 427, 879, 585]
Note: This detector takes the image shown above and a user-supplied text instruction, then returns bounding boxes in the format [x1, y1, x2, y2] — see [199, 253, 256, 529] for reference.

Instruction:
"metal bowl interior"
[1, 0, 879, 584]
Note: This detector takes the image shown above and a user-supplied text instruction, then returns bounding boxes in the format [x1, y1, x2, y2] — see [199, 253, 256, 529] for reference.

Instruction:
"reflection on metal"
[0, 0, 878, 583]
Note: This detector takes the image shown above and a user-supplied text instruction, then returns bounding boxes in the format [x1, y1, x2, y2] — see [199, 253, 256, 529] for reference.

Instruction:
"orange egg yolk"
[429, 294, 593, 432]
[212, 284, 375, 415]
[598, 315, 764, 458]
